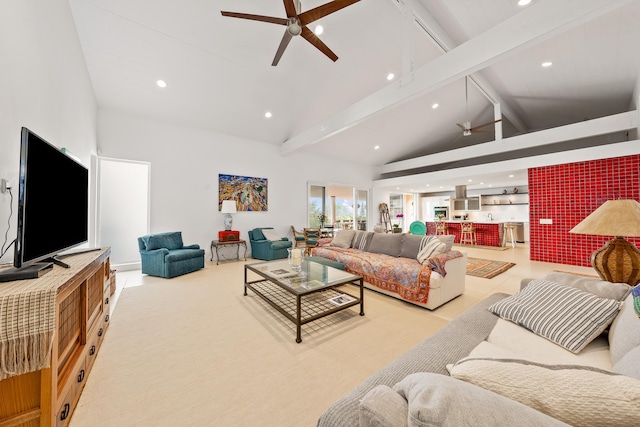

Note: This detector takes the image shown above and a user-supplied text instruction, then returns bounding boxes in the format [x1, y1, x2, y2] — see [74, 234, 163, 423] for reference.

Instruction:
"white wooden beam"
[281, 0, 635, 156]
[380, 110, 638, 174]
[373, 140, 640, 190]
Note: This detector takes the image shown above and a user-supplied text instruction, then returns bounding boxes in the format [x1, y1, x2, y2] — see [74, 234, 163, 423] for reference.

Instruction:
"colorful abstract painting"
[219, 174, 268, 211]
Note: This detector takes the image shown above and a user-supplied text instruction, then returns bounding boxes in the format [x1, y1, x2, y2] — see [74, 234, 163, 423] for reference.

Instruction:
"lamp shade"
[569, 200, 640, 237]
[220, 200, 237, 214]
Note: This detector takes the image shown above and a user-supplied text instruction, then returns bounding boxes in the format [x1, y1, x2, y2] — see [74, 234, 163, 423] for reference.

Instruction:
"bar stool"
[435, 221, 448, 235]
[460, 221, 477, 245]
[503, 223, 517, 248]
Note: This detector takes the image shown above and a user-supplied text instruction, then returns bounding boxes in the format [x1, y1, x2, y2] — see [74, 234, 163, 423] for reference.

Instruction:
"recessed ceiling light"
[468, 179, 473, 182]
[374, 145, 380, 150]
[509, 174, 514, 178]
[314, 25, 323, 36]
[264, 112, 272, 118]
[156, 80, 167, 88]
[425, 184, 430, 187]
[387, 73, 395, 81]
[541, 61, 553, 67]
[518, 0, 531, 6]
[432, 103, 439, 109]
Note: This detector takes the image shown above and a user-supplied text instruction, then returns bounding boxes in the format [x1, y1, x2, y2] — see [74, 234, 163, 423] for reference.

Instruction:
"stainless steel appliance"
[434, 206, 449, 220]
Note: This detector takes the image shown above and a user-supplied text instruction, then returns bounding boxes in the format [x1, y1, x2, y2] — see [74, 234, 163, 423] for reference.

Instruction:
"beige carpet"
[71, 263, 458, 427]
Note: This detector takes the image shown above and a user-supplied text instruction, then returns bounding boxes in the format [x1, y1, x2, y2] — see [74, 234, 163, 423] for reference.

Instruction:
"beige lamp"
[569, 199, 640, 286]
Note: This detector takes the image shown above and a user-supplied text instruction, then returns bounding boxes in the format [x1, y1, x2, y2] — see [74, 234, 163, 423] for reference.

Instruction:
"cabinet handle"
[60, 403, 70, 420]
[98, 328, 103, 337]
[77, 369, 85, 383]
[89, 345, 96, 356]
[105, 297, 109, 304]
[105, 314, 110, 322]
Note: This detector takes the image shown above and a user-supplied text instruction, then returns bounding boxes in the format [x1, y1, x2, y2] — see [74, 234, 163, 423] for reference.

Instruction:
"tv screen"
[14, 127, 89, 268]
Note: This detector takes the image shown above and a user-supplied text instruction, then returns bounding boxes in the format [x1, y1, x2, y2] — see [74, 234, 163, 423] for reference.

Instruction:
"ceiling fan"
[456, 76, 502, 137]
[221, 0, 360, 66]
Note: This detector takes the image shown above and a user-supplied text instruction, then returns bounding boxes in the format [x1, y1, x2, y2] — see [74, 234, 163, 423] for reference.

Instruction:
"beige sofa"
[310, 230, 466, 310]
[318, 271, 640, 427]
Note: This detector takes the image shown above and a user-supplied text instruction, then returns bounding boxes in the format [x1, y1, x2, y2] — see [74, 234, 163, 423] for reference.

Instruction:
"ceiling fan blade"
[469, 119, 502, 132]
[456, 123, 467, 131]
[221, 11, 287, 26]
[272, 31, 293, 66]
[283, 0, 298, 18]
[301, 26, 338, 61]
[299, 0, 360, 26]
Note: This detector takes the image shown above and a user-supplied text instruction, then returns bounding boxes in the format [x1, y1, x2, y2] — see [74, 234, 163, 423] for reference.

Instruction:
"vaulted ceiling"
[69, 0, 640, 191]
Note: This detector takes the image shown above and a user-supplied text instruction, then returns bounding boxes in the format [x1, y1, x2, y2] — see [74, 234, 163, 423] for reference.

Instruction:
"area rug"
[466, 257, 516, 279]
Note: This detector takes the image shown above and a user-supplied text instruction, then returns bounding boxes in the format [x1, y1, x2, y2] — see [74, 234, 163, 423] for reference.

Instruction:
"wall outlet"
[0, 179, 8, 194]
[539, 218, 553, 225]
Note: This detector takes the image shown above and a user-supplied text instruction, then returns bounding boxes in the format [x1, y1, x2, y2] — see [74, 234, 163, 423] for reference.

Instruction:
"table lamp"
[569, 199, 640, 286]
[220, 200, 237, 231]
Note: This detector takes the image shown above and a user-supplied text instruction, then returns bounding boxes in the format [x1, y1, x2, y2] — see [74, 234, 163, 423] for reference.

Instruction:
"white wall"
[96, 109, 375, 257]
[0, 0, 97, 265]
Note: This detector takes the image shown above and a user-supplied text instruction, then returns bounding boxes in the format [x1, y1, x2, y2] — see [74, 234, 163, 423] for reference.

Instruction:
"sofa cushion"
[147, 232, 183, 250]
[416, 239, 446, 264]
[400, 234, 431, 259]
[368, 233, 403, 257]
[165, 248, 205, 262]
[331, 230, 356, 248]
[488, 279, 622, 353]
[613, 345, 640, 380]
[393, 372, 569, 427]
[609, 290, 640, 365]
[436, 234, 454, 252]
[542, 271, 631, 301]
[358, 385, 408, 427]
[486, 319, 611, 370]
[449, 357, 640, 427]
[352, 230, 374, 250]
[261, 228, 282, 241]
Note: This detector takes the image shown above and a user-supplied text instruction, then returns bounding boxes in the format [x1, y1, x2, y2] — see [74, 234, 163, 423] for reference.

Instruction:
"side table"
[211, 239, 247, 264]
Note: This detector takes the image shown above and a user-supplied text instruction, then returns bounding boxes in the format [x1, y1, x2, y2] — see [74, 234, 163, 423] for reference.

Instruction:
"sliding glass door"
[308, 184, 368, 230]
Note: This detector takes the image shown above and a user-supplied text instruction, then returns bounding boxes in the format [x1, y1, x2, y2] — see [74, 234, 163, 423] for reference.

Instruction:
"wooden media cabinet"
[0, 248, 112, 427]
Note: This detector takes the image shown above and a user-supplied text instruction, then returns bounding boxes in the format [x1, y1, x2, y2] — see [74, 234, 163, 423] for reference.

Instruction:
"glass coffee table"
[244, 258, 364, 343]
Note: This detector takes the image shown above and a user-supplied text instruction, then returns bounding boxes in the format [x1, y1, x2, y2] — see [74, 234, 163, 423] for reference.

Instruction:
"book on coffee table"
[327, 294, 356, 306]
[268, 268, 298, 278]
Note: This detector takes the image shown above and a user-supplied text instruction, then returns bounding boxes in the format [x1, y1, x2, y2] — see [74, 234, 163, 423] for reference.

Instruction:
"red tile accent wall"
[529, 155, 640, 267]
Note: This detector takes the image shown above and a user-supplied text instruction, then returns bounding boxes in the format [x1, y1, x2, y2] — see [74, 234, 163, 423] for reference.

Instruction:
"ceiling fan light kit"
[221, 0, 360, 66]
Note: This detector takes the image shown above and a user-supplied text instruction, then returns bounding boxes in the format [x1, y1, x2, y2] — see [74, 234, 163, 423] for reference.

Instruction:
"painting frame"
[218, 174, 268, 212]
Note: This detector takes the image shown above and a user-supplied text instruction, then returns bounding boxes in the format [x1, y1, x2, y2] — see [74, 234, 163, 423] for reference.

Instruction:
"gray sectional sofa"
[317, 272, 640, 427]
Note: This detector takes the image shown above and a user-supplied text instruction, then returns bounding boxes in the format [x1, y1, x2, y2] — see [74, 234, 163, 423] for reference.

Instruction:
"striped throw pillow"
[416, 238, 446, 264]
[488, 279, 623, 353]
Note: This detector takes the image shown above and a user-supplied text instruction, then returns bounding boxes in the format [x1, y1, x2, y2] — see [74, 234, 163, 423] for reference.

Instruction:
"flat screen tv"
[13, 127, 89, 271]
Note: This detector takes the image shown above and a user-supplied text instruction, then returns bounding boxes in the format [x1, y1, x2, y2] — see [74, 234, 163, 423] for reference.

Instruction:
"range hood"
[454, 185, 468, 200]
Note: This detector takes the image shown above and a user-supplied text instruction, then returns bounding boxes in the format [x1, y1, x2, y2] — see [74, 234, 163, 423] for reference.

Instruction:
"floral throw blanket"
[311, 247, 463, 304]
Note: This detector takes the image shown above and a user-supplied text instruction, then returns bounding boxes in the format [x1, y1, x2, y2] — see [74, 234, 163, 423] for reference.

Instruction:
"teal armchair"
[248, 227, 292, 260]
[138, 231, 205, 278]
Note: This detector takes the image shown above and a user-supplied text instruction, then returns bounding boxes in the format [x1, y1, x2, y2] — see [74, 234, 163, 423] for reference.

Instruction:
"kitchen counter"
[426, 221, 504, 247]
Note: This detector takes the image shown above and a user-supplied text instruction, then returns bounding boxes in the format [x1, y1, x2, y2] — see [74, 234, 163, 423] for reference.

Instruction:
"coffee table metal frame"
[244, 259, 364, 343]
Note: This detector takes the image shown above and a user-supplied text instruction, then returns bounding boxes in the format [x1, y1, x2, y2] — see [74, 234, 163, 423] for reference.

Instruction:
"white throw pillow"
[449, 357, 640, 427]
[261, 228, 282, 241]
[486, 319, 612, 370]
[416, 239, 446, 264]
[488, 279, 622, 353]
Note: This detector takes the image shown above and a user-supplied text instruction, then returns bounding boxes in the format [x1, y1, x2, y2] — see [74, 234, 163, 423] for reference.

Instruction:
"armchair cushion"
[146, 232, 184, 250]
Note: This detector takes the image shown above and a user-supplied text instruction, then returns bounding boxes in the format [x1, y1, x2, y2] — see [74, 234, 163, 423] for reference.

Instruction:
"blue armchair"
[248, 227, 292, 260]
[138, 231, 205, 278]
